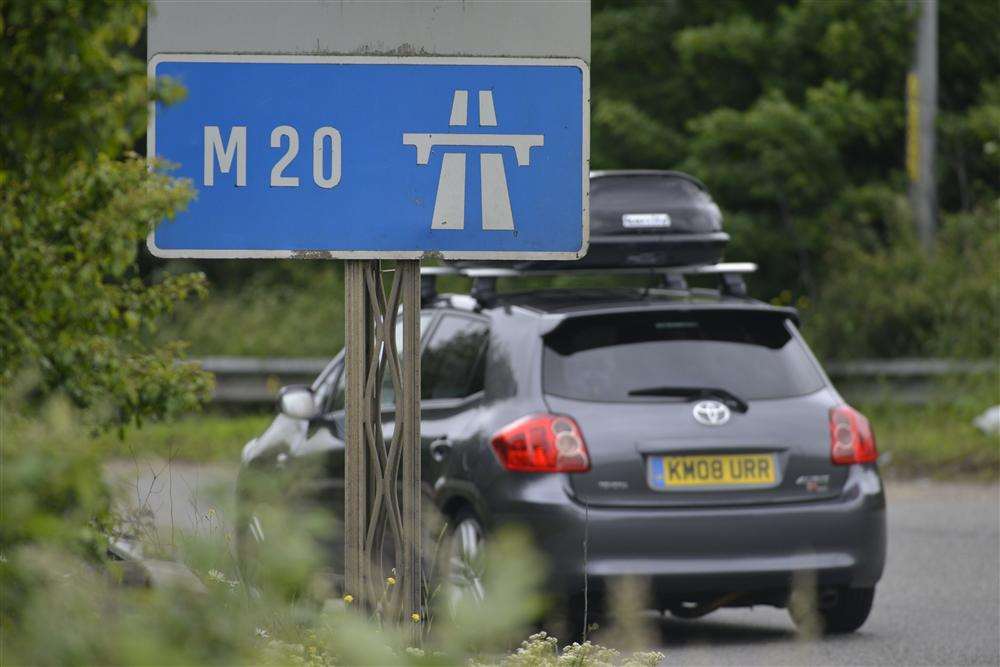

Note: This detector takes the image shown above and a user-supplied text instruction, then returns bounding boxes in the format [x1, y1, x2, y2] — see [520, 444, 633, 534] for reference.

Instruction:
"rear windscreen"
[543, 311, 824, 402]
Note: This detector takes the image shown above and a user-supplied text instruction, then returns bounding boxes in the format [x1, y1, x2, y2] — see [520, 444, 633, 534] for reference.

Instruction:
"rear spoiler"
[540, 303, 801, 339]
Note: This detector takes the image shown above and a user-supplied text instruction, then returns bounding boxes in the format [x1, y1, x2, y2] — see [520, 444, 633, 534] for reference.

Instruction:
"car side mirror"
[278, 385, 319, 420]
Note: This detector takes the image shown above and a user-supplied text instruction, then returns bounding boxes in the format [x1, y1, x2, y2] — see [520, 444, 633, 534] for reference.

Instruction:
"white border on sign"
[146, 54, 590, 260]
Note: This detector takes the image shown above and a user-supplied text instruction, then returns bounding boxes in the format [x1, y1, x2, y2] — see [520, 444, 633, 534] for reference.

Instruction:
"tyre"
[790, 586, 875, 635]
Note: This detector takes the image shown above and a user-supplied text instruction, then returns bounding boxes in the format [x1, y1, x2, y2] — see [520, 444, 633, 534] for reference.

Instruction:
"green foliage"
[85, 412, 271, 462]
[0, 396, 115, 629]
[1, 397, 113, 554]
[805, 202, 999, 359]
[0, 0, 209, 426]
[858, 383, 999, 480]
[2, 0, 150, 178]
[157, 264, 346, 357]
[940, 79, 1000, 210]
[590, 0, 999, 361]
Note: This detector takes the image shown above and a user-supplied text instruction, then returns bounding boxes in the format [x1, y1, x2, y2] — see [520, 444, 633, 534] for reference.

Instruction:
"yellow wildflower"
[411, 612, 421, 623]
[386, 577, 397, 587]
[343, 594, 354, 604]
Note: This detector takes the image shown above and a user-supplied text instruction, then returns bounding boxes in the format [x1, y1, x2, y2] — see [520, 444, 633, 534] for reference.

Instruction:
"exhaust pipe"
[669, 591, 745, 619]
[818, 587, 840, 609]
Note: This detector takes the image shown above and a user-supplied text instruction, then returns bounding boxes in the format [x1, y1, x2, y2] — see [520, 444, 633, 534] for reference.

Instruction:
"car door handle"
[430, 438, 453, 462]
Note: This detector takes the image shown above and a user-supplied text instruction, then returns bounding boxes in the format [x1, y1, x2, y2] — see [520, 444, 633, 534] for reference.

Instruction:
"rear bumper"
[487, 464, 886, 599]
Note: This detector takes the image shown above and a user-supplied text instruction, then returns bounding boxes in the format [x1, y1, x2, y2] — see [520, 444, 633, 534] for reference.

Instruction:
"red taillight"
[829, 405, 878, 465]
[490, 414, 590, 473]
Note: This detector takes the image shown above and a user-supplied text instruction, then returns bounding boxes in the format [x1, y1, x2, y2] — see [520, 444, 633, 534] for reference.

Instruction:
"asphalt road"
[646, 480, 1000, 666]
[107, 464, 999, 666]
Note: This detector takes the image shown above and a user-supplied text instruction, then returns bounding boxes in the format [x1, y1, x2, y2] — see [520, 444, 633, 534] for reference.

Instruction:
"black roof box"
[451, 170, 729, 271]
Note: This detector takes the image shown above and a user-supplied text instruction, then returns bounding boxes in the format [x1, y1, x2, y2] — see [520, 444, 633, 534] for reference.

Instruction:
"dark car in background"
[237, 172, 886, 634]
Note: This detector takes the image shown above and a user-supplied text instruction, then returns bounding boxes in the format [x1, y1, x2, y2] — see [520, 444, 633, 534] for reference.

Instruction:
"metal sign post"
[148, 0, 589, 639]
[344, 259, 422, 625]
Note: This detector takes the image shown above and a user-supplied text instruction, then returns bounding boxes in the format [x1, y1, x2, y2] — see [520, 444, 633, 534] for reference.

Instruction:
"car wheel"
[445, 509, 486, 606]
[790, 586, 875, 635]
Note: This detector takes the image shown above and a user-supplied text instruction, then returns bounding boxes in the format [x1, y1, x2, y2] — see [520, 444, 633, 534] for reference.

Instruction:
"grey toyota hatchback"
[238, 277, 886, 634]
[237, 171, 885, 635]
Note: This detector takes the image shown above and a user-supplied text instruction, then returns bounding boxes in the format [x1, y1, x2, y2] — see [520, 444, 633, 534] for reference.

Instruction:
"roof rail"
[418, 262, 757, 304]
[453, 262, 756, 278]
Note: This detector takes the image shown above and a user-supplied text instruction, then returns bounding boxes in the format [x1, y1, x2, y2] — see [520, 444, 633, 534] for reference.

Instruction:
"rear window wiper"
[626, 386, 749, 413]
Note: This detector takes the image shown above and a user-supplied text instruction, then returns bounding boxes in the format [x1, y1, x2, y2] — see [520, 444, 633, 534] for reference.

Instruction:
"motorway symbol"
[147, 55, 588, 260]
[404, 89, 543, 232]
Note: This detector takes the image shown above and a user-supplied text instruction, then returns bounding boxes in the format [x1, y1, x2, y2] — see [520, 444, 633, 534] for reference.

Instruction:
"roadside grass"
[860, 401, 999, 480]
[158, 285, 345, 357]
[89, 412, 271, 464]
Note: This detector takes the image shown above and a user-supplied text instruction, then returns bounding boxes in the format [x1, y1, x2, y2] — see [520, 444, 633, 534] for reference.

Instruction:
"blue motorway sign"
[148, 55, 588, 260]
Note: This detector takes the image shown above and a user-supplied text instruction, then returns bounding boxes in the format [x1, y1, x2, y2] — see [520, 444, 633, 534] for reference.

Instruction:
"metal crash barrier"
[196, 356, 995, 407]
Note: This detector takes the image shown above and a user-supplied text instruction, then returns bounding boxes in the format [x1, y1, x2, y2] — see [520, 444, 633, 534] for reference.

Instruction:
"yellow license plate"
[650, 453, 778, 489]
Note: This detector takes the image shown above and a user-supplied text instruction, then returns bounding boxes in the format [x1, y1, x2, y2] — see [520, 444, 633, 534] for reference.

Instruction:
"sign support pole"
[344, 259, 422, 635]
[344, 259, 373, 606]
[398, 259, 423, 638]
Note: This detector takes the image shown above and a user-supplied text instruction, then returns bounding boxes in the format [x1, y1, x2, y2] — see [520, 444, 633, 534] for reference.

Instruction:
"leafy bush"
[592, 0, 998, 304]
[0, 0, 210, 428]
[1, 395, 114, 643]
[804, 201, 999, 360]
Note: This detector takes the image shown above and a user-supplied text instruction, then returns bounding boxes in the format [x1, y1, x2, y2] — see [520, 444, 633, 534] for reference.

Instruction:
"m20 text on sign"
[147, 55, 589, 260]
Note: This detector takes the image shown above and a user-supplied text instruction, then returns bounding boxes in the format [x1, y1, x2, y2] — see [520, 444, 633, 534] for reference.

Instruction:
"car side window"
[308, 357, 341, 414]
[328, 367, 347, 412]
[380, 311, 435, 406]
[325, 311, 434, 413]
[421, 314, 489, 400]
